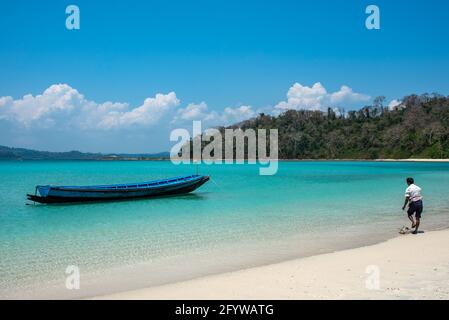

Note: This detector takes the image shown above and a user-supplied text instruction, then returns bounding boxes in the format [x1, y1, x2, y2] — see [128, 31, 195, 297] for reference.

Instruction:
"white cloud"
[0, 82, 375, 152]
[98, 92, 180, 129]
[274, 82, 370, 112]
[0, 84, 86, 127]
[0, 82, 370, 133]
[329, 85, 370, 105]
[0, 84, 180, 130]
[172, 102, 218, 123]
[172, 102, 256, 127]
[222, 105, 256, 123]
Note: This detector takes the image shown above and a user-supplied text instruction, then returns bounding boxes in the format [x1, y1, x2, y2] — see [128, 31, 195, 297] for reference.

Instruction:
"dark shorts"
[408, 200, 423, 219]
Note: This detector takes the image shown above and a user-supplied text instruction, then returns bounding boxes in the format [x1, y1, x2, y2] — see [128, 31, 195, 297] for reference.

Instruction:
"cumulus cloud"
[0, 82, 375, 152]
[274, 82, 370, 112]
[0, 82, 371, 134]
[329, 85, 370, 105]
[0, 84, 88, 127]
[172, 102, 256, 126]
[222, 105, 256, 123]
[0, 84, 180, 130]
[172, 102, 218, 123]
[98, 92, 180, 129]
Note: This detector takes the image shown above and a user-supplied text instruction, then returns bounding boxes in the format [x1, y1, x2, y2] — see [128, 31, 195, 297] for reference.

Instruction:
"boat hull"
[27, 175, 209, 204]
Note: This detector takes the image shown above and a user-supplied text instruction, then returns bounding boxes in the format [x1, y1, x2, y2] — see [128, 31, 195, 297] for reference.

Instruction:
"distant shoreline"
[2, 144, 449, 162]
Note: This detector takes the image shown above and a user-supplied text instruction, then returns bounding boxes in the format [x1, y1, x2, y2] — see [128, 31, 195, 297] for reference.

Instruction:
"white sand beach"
[94, 228, 449, 300]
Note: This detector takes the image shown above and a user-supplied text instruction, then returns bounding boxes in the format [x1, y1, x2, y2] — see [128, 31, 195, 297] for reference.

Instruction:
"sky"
[0, 0, 449, 153]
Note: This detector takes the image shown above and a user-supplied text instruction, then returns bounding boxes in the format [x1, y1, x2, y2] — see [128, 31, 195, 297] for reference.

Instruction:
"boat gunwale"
[49, 176, 204, 193]
[39, 174, 202, 192]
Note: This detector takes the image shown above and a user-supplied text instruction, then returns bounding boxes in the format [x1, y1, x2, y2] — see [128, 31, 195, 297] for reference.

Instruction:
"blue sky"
[1, 0, 449, 152]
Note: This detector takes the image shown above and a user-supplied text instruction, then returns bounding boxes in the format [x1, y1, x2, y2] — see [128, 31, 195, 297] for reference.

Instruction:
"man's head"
[406, 177, 414, 185]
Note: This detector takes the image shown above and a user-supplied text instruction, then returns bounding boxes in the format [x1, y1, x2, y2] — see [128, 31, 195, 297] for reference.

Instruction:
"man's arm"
[402, 196, 410, 210]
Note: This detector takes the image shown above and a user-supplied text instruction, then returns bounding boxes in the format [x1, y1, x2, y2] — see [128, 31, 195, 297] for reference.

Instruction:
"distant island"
[0, 145, 170, 161]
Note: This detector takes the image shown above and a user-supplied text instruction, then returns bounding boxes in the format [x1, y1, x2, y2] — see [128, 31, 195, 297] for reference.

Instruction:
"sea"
[1, 160, 448, 298]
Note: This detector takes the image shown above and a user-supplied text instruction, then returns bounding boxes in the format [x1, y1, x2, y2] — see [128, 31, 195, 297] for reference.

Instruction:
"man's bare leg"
[412, 218, 420, 234]
[408, 215, 416, 228]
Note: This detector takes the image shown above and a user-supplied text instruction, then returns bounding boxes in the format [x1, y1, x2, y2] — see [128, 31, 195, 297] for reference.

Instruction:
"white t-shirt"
[405, 184, 423, 202]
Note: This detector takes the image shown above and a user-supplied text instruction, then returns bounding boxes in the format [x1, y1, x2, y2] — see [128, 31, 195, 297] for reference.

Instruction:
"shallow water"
[1, 160, 448, 298]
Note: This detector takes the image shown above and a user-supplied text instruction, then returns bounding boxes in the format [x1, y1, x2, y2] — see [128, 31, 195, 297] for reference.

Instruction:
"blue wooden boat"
[27, 174, 210, 204]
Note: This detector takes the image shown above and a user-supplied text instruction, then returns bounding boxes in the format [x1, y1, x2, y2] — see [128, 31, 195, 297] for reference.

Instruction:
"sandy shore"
[94, 228, 449, 300]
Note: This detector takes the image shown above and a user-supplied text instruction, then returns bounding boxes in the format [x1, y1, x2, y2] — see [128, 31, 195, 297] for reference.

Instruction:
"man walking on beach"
[402, 177, 423, 234]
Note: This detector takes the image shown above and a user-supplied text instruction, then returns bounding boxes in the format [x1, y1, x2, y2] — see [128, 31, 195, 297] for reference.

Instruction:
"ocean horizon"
[1, 160, 449, 299]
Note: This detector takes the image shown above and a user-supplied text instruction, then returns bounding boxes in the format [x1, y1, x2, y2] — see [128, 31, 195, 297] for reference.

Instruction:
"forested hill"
[228, 94, 449, 159]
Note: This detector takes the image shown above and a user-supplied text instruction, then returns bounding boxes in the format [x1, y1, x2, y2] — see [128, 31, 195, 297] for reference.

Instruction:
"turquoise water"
[1, 161, 449, 298]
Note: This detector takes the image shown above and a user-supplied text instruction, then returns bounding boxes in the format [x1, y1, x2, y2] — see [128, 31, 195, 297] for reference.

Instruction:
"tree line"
[188, 93, 449, 160]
